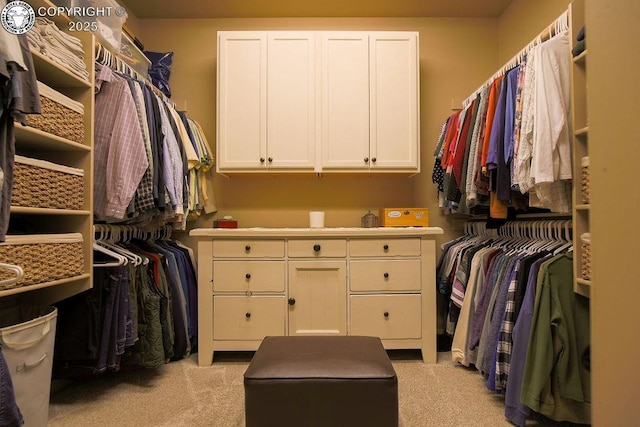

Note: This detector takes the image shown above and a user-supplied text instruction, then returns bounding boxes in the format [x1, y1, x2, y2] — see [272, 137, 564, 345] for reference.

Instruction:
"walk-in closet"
[0, 0, 636, 425]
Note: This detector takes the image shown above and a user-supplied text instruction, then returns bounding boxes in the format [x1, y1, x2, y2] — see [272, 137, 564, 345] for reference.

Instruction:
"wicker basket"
[11, 156, 84, 210]
[0, 234, 84, 290]
[581, 157, 590, 204]
[580, 232, 591, 281]
[25, 82, 84, 144]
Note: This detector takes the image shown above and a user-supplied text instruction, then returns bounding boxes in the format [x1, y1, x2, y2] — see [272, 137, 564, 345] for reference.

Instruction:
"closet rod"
[462, 9, 569, 108]
[94, 41, 176, 109]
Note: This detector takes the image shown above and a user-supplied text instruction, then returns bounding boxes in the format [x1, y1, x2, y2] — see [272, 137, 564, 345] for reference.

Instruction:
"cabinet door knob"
[245, 245, 251, 252]
[371, 157, 377, 163]
[313, 244, 321, 252]
[288, 298, 296, 306]
[245, 312, 251, 318]
[384, 272, 389, 279]
[245, 273, 251, 279]
[260, 157, 265, 163]
[364, 157, 369, 163]
[384, 311, 389, 318]
[268, 157, 273, 163]
[383, 244, 389, 251]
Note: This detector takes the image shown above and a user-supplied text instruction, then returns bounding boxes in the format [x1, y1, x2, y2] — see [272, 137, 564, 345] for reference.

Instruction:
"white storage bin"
[0, 306, 57, 427]
[71, 0, 127, 51]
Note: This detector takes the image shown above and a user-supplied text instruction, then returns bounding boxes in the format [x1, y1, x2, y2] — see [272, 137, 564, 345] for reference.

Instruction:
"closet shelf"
[0, 273, 91, 299]
[9, 207, 91, 215]
[575, 204, 591, 211]
[30, 49, 91, 89]
[15, 125, 91, 152]
[574, 126, 589, 136]
[575, 278, 591, 287]
[573, 50, 588, 64]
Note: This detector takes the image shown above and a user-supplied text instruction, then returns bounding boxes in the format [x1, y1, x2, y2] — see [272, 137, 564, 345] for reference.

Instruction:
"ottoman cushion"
[244, 336, 398, 427]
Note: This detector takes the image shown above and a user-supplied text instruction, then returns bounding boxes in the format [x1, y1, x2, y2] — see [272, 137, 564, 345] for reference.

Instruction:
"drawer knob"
[313, 244, 321, 252]
[383, 244, 389, 251]
[268, 157, 273, 163]
[288, 298, 296, 306]
[260, 157, 265, 163]
[383, 272, 389, 279]
[245, 245, 251, 252]
[245, 273, 251, 279]
[384, 311, 389, 318]
[371, 157, 377, 163]
[364, 157, 369, 163]
[245, 312, 251, 318]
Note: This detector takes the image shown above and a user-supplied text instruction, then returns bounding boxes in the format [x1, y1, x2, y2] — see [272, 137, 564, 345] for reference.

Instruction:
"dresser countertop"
[189, 227, 444, 238]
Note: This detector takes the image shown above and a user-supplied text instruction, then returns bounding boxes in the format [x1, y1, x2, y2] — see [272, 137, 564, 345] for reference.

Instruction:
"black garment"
[0, 345, 23, 427]
[145, 88, 166, 210]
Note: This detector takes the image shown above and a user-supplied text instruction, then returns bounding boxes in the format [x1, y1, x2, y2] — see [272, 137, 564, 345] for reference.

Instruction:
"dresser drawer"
[212, 239, 284, 258]
[349, 238, 420, 257]
[288, 239, 347, 258]
[350, 259, 421, 292]
[213, 296, 285, 340]
[349, 294, 421, 339]
[213, 261, 285, 293]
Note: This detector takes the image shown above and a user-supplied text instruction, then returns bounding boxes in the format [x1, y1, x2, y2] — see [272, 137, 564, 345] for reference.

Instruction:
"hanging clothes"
[432, 30, 573, 217]
[0, 34, 41, 242]
[54, 231, 198, 377]
[439, 222, 590, 426]
[93, 50, 216, 227]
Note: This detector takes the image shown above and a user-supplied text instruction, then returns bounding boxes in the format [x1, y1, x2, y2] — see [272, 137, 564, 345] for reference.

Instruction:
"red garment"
[452, 99, 476, 186]
[481, 76, 503, 171]
[440, 111, 461, 168]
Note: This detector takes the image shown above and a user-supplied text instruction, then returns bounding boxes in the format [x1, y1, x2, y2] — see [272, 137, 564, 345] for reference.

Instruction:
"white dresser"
[189, 227, 443, 366]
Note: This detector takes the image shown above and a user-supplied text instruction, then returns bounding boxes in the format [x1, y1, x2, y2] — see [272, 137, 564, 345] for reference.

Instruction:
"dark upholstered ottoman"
[244, 336, 398, 427]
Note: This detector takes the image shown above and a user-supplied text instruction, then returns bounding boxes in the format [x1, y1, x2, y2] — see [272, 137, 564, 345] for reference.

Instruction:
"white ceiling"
[117, 0, 514, 20]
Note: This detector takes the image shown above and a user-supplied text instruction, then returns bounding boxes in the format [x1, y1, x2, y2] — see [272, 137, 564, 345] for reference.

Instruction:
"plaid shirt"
[94, 65, 148, 219]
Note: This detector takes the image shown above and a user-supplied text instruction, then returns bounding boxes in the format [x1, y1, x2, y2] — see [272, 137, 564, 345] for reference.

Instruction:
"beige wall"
[136, 17, 498, 247]
[497, 0, 571, 63]
[587, 0, 640, 424]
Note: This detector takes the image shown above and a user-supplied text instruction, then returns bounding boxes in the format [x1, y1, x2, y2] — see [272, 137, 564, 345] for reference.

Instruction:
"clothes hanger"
[95, 225, 143, 266]
[0, 263, 24, 287]
[93, 242, 126, 267]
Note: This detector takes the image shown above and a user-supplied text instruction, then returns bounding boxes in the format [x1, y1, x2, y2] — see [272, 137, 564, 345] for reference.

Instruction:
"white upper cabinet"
[369, 32, 419, 171]
[266, 33, 316, 170]
[217, 31, 419, 174]
[320, 33, 371, 169]
[217, 32, 267, 170]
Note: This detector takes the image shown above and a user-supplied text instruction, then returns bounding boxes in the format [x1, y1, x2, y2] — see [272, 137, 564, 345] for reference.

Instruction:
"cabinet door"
[267, 33, 316, 169]
[320, 33, 370, 169]
[217, 32, 267, 170]
[288, 261, 346, 336]
[369, 32, 419, 170]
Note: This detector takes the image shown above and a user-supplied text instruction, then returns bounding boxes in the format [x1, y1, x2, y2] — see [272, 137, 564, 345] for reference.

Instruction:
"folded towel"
[577, 25, 585, 41]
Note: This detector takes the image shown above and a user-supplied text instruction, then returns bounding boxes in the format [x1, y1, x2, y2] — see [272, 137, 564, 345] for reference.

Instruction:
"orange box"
[379, 208, 429, 227]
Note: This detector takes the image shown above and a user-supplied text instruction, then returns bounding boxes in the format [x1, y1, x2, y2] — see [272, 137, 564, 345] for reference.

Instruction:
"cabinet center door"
[288, 261, 346, 336]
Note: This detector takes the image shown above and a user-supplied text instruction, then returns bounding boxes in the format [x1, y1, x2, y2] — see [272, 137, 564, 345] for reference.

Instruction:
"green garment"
[521, 253, 591, 424]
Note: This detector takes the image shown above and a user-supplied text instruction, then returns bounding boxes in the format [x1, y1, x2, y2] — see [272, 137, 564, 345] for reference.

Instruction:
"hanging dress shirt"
[94, 65, 148, 220]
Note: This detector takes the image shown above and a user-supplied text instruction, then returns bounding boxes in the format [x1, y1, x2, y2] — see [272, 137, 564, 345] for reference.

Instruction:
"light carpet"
[47, 351, 567, 426]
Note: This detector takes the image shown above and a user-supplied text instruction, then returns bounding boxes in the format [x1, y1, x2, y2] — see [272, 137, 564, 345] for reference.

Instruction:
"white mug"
[309, 211, 325, 228]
